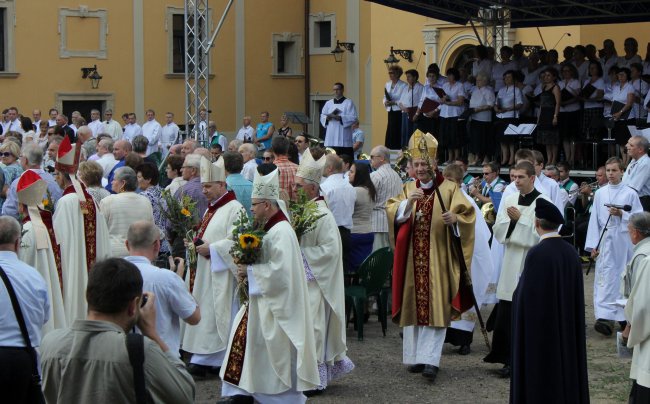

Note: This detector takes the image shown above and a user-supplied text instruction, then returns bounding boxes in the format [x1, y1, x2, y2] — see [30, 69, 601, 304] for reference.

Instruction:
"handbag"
[0, 266, 45, 404]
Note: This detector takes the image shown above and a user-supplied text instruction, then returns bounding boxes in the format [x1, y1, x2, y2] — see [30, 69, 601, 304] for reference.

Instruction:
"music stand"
[284, 111, 310, 134]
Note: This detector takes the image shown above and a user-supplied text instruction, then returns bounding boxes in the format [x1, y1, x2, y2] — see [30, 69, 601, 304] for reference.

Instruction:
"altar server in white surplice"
[53, 136, 110, 323]
[16, 170, 66, 335]
[295, 148, 354, 391]
[220, 168, 319, 404]
[182, 156, 246, 376]
[320, 82, 358, 154]
[586, 157, 642, 335]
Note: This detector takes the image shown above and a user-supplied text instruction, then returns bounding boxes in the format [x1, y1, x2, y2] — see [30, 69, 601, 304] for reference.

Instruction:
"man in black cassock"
[510, 198, 589, 404]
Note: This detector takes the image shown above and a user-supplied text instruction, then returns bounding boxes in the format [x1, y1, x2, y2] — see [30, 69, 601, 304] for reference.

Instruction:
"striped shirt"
[370, 163, 403, 233]
[273, 156, 298, 201]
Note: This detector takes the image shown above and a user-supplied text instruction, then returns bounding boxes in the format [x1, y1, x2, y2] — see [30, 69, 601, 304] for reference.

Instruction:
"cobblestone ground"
[196, 267, 632, 403]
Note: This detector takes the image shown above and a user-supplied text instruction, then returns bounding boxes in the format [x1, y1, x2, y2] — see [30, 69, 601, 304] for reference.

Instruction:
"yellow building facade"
[2, 0, 649, 150]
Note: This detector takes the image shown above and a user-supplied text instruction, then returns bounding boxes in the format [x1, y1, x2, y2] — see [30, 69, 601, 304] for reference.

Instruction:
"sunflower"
[180, 208, 191, 217]
[239, 233, 260, 249]
[42, 198, 49, 207]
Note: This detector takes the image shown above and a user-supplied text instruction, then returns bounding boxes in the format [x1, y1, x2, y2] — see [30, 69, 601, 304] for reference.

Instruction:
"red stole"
[23, 209, 63, 293]
[223, 206, 288, 386]
[189, 191, 237, 292]
[63, 184, 98, 273]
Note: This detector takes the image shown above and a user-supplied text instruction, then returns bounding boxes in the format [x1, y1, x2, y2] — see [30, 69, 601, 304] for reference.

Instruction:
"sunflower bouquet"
[158, 189, 199, 268]
[229, 210, 266, 304]
[289, 189, 326, 240]
[41, 189, 55, 214]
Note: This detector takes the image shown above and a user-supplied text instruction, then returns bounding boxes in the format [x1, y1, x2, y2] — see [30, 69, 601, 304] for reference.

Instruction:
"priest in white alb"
[16, 170, 66, 334]
[219, 168, 320, 403]
[294, 149, 354, 394]
[320, 82, 358, 156]
[182, 156, 247, 377]
[53, 135, 110, 323]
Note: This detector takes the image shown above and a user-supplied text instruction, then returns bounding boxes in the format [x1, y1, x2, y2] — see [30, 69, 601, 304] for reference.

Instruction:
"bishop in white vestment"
[182, 156, 246, 371]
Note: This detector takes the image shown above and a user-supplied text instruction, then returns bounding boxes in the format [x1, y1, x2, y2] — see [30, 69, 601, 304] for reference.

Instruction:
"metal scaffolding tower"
[478, 5, 510, 60]
[184, 0, 210, 142]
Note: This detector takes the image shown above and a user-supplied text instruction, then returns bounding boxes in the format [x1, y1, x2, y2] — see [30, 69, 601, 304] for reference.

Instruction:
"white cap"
[296, 148, 326, 184]
[252, 168, 280, 200]
[200, 156, 226, 183]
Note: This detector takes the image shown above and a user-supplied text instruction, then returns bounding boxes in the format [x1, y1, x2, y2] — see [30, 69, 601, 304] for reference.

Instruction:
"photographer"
[40, 258, 195, 403]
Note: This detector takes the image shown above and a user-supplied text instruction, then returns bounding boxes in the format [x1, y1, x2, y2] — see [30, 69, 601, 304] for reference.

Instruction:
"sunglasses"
[0, 152, 15, 157]
[263, 157, 273, 161]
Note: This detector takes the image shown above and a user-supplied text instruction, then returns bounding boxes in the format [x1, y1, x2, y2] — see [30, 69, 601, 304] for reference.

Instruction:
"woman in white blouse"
[439, 68, 466, 164]
[472, 45, 493, 81]
[468, 73, 495, 165]
[558, 64, 582, 166]
[100, 166, 154, 257]
[611, 67, 636, 164]
[399, 69, 423, 148]
[494, 70, 523, 166]
[491, 46, 518, 93]
[383, 65, 408, 150]
[414, 69, 443, 136]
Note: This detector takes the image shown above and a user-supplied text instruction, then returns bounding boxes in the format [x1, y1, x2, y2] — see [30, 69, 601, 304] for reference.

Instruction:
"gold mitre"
[408, 129, 438, 161]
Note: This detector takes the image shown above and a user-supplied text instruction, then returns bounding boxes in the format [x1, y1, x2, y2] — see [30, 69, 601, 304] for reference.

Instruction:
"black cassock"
[510, 237, 590, 404]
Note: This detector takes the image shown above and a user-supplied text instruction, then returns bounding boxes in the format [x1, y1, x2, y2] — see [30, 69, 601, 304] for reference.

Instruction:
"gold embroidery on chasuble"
[413, 193, 434, 326]
[223, 306, 249, 385]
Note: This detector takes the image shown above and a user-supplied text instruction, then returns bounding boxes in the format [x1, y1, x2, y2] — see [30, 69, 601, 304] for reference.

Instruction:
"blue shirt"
[123, 256, 197, 357]
[256, 122, 273, 150]
[0, 251, 49, 347]
[2, 168, 63, 219]
[226, 173, 253, 214]
[105, 159, 125, 193]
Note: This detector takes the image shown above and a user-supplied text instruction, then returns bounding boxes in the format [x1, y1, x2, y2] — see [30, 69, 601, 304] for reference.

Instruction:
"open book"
[504, 123, 537, 136]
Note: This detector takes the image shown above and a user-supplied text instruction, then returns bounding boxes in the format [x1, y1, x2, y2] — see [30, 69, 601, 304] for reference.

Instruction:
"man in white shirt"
[87, 109, 103, 138]
[320, 154, 356, 273]
[294, 134, 309, 162]
[142, 109, 162, 156]
[623, 135, 650, 212]
[5, 107, 23, 134]
[369, 145, 403, 250]
[47, 108, 58, 127]
[235, 116, 254, 143]
[96, 138, 118, 178]
[102, 109, 122, 141]
[160, 112, 180, 152]
[124, 221, 200, 357]
[238, 143, 258, 182]
[32, 109, 42, 132]
[123, 113, 143, 143]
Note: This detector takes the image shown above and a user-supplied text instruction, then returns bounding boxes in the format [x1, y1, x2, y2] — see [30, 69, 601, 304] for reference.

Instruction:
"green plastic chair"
[345, 247, 393, 341]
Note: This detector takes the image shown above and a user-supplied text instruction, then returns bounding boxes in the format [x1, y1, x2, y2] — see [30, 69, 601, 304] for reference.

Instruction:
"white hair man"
[238, 143, 258, 182]
[623, 135, 650, 212]
[96, 138, 118, 178]
[2, 143, 62, 219]
[124, 221, 200, 357]
[369, 144, 403, 250]
[235, 116, 254, 143]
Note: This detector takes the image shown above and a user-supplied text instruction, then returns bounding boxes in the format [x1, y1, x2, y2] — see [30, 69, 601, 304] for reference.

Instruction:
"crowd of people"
[0, 62, 649, 403]
[383, 37, 650, 171]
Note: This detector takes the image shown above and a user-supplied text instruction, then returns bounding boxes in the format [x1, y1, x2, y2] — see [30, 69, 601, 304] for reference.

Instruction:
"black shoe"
[208, 366, 221, 375]
[495, 365, 510, 378]
[619, 321, 628, 331]
[422, 365, 439, 381]
[216, 395, 254, 404]
[187, 363, 209, 378]
[594, 319, 613, 336]
[303, 389, 324, 397]
[407, 364, 425, 373]
[457, 344, 471, 355]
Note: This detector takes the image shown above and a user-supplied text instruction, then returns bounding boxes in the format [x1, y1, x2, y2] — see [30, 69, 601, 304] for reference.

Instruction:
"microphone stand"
[585, 213, 613, 276]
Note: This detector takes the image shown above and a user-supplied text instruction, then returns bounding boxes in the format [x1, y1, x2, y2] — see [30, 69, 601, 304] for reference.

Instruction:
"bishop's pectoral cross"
[415, 209, 424, 222]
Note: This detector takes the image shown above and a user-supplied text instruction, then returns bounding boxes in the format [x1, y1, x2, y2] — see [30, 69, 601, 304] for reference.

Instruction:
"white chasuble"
[53, 193, 110, 323]
[19, 221, 66, 334]
[220, 219, 320, 394]
[300, 201, 352, 383]
[626, 252, 650, 388]
[586, 183, 642, 321]
[493, 192, 548, 301]
[183, 199, 246, 355]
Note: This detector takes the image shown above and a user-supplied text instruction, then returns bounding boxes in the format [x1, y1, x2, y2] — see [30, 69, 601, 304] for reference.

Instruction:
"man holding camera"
[40, 258, 195, 403]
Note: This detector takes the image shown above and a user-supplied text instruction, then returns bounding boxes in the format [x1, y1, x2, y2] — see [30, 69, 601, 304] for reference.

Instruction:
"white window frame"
[271, 32, 303, 77]
[309, 12, 336, 55]
[0, 0, 16, 75]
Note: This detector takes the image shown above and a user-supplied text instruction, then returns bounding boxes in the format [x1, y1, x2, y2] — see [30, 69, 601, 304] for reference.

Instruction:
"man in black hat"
[510, 198, 589, 404]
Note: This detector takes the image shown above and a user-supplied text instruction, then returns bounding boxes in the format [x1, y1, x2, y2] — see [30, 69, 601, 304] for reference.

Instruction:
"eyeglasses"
[0, 152, 15, 157]
[251, 201, 266, 207]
